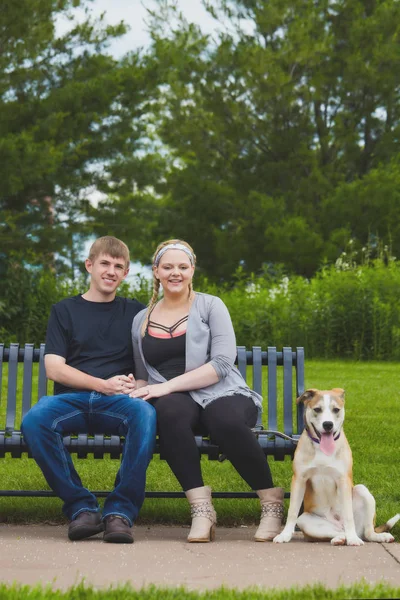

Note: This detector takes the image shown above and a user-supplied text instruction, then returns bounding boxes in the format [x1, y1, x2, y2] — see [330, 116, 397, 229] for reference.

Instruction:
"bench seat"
[0, 343, 305, 498]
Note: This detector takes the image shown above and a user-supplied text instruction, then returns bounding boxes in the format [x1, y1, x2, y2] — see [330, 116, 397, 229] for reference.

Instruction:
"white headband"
[154, 243, 195, 266]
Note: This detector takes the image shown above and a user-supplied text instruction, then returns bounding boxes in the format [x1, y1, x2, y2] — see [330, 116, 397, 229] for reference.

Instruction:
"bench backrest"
[0, 342, 305, 437]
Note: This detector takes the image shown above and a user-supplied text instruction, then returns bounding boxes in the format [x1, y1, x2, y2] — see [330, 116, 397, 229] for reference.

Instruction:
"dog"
[273, 388, 399, 546]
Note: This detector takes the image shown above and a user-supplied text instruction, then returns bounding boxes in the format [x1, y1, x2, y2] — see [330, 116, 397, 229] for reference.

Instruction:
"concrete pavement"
[0, 524, 399, 591]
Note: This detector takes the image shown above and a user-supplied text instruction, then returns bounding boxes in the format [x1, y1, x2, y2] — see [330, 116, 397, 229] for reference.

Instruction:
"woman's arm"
[206, 296, 237, 378]
[129, 363, 219, 399]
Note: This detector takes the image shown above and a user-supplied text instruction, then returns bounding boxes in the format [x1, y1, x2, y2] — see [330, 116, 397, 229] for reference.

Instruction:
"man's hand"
[129, 382, 172, 401]
[100, 373, 136, 396]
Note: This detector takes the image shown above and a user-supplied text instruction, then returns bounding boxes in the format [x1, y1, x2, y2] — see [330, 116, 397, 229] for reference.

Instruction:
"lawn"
[0, 360, 399, 538]
[0, 582, 400, 600]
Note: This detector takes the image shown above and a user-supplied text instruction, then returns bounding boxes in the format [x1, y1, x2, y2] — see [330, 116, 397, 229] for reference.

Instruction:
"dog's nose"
[323, 421, 334, 432]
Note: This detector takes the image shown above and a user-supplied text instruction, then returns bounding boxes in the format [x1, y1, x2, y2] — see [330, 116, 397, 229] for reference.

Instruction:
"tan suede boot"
[185, 486, 217, 542]
[254, 487, 284, 541]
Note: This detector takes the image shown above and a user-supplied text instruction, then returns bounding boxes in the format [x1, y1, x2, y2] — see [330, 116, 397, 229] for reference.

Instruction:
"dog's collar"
[306, 426, 341, 444]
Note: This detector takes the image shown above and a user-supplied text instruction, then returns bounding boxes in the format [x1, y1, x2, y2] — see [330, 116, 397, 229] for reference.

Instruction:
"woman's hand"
[129, 382, 172, 401]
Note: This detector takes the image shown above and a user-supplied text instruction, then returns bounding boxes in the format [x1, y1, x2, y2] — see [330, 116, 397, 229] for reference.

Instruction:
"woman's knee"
[154, 394, 197, 428]
[204, 412, 247, 440]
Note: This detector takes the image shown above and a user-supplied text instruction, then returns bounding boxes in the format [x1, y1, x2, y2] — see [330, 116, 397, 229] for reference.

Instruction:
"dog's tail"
[375, 514, 400, 533]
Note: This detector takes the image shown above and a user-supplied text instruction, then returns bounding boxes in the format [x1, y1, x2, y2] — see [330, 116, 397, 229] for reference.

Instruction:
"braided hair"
[141, 239, 196, 336]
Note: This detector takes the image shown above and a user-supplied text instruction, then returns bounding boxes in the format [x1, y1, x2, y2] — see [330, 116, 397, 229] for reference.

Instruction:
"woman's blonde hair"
[141, 239, 196, 336]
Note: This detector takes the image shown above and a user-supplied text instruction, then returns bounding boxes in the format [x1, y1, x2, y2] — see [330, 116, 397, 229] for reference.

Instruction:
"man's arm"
[45, 355, 136, 396]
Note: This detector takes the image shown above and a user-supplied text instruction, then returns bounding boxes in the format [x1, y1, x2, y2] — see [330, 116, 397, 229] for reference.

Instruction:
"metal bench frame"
[0, 343, 305, 499]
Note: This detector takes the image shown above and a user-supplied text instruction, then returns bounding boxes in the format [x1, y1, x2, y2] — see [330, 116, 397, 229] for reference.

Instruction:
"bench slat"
[296, 346, 305, 433]
[77, 434, 89, 458]
[267, 347, 277, 431]
[6, 343, 19, 433]
[252, 346, 263, 428]
[93, 434, 106, 459]
[38, 344, 47, 399]
[251, 346, 262, 396]
[22, 344, 34, 420]
[283, 347, 293, 437]
[0, 344, 4, 409]
[236, 346, 247, 380]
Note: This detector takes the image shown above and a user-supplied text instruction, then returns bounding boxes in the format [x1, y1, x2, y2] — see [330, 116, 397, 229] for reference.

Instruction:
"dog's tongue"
[320, 432, 336, 455]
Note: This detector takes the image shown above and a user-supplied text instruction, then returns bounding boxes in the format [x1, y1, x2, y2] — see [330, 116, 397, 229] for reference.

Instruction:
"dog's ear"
[296, 389, 318, 405]
[331, 388, 345, 402]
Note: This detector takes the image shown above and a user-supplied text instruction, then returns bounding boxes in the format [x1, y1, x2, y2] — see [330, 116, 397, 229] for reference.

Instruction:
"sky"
[100, 0, 218, 54]
[59, 0, 219, 56]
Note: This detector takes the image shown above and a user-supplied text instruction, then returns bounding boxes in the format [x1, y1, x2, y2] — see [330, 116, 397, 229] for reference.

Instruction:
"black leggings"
[151, 393, 273, 491]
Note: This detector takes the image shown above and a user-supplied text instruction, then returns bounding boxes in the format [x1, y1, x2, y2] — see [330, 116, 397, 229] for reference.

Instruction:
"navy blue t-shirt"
[45, 295, 145, 395]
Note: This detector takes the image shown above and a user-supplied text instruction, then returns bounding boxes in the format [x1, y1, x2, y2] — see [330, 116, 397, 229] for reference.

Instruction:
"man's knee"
[126, 400, 156, 430]
[141, 401, 157, 426]
[21, 395, 62, 439]
[21, 399, 48, 437]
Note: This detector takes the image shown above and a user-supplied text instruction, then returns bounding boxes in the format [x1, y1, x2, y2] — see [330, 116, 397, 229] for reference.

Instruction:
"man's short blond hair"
[88, 236, 130, 268]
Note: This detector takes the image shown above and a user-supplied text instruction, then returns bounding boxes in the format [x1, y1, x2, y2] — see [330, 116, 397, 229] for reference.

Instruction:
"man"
[21, 236, 156, 544]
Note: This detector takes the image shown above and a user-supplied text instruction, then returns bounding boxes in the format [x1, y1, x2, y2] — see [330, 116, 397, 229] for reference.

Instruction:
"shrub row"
[1, 260, 400, 360]
[219, 260, 400, 360]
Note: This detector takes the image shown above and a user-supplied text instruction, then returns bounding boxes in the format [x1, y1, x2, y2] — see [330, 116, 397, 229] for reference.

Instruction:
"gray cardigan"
[131, 292, 262, 413]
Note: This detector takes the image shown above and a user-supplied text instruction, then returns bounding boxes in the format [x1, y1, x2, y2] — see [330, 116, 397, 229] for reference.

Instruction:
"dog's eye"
[314, 407, 322, 413]
[333, 407, 340, 414]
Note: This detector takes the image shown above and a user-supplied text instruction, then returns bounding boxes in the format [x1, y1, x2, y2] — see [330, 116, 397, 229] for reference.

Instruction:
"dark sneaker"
[103, 515, 133, 544]
[68, 511, 104, 541]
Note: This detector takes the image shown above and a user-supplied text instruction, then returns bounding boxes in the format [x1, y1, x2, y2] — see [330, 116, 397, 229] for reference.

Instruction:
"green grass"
[1, 360, 399, 538]
[1, 582, 400, 599]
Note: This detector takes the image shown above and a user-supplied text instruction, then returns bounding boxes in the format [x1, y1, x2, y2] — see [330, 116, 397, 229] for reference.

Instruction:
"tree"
[102, 0, 400, 280]
[322, 157, 400, 256]
[0, 0, 156, 274]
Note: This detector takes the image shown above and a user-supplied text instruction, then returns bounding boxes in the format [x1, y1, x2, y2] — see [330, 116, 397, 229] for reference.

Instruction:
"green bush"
[217, 259, 400, 360]
[2, 256, 400, 360]
[0, 265, 82, 345]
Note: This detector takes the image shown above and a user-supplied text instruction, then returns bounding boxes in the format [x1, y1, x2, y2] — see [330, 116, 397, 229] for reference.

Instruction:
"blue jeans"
[21, 392, 156, 525]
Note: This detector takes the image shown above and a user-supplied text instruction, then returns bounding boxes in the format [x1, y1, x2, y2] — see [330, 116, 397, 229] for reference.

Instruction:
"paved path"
[0, 524, 399, 591]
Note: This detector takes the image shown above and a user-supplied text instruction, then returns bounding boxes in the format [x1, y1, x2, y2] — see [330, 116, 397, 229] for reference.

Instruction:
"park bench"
[0, 343, 305, 499]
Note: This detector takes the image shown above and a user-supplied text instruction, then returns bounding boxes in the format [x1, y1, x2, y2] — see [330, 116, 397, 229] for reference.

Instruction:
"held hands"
[101, 373, 136, 396]
[129, 382, 172, 401]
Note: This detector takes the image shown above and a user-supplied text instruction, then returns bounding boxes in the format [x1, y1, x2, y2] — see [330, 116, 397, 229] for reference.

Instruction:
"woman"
[130, 239, 283, 542]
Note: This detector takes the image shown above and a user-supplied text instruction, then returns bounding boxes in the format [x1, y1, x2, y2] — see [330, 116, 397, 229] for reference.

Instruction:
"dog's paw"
[346, 535, 364, 546]
[331, 535, 346, 546]
[273, 531, 292, 544]
[376, 532, 395, 543]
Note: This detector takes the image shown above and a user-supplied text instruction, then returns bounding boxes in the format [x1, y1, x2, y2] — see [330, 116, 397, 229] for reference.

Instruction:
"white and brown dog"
[274, 388, 399, 546]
